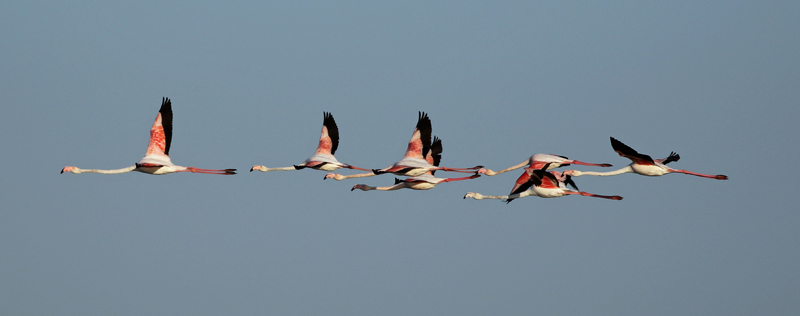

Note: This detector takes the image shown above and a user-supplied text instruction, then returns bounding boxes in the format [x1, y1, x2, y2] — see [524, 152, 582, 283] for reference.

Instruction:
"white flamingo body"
[298, 153, 350, 171]
[251, 112, 370, 173]
[378, 157, 434, 177]
[565, 137, 728, 180]
[61, 98, 236, 176]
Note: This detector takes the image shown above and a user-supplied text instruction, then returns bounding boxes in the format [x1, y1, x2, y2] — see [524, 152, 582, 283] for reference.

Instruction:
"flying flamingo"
[251, 112, 372, 173]
[464, 163, 623, 202]
[61, 97, 236, 175]
[478, 153, 612, 176]
[351, 137, 481, 191]
[324, 112, 482, 180]
[564, 137, 728, 180]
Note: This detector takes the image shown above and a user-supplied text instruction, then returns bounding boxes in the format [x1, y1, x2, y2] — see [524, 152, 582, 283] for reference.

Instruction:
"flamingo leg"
[183, 167, 237, 175]
[671, 169, 728, 180]
[570, 160, 613, 167]
[352, 183, 411, 191]
[344, 165, 373, 172]
[433, 166, 485, 173]
[562, 191, 623, 200]
[439, 175, 481, 183]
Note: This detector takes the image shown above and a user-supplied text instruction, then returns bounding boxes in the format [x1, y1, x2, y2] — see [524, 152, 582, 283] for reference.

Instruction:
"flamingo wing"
[403, 112, 432, 159]
[315, 112, 339, 155]
[660, 152, 681, 165]
[527, 163, 559, 189]
[145, 97, 172, 157]
[537, 172, 561, 189]
[610, 137, 654, 165]
[506, 164, 549, 203]
[427, 136, 443, 175]
[509, 170, 537, 195]
[563, 174, 579, 191]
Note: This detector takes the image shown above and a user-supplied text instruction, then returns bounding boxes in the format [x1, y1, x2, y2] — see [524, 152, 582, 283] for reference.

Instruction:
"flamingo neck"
[71, 166, 137, 174]
[467, 190, 534, 200]
[572, 166, 633, 177]
[254, 166, 297, 172]
[483, 160, 529, 176]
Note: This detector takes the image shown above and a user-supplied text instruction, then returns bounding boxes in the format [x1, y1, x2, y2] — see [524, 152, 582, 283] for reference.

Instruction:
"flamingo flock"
[61, 98, 728, 202]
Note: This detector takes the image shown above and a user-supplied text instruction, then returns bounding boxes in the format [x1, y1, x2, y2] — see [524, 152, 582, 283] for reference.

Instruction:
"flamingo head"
[476, 168, 496, 176]
[351, 184, 372, 191]
[324, 173, 343, 180]
[463, 192, 483, 200]
[61, 166, 78, 174]
[250, 165, 266, 172]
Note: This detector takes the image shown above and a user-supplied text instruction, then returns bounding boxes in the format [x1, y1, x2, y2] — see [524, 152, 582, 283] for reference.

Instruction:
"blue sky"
[2, 2, 799, 315]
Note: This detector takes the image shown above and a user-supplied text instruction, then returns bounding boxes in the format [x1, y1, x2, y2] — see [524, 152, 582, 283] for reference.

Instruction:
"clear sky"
[2, 1, 799, 315]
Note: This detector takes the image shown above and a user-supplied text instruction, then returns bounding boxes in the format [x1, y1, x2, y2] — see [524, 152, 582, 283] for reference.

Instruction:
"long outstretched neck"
[480, 160, 528, 176]
[464, 191, 532, 200]
[570, 166, 633, 177]
[250, 166, 298, 172]
[670, 169, 728, 180]
[324, 172, 378, 180]
[61, 166, 137, 174]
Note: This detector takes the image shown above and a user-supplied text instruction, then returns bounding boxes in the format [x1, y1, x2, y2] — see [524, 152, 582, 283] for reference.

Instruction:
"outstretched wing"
[610, 137, 654, 165]
[428, 136, 443, 174]
[506, 164, 548, 203]
[145, 97, 172, 157]
[403, 112, 432, 159]
[316, 112, 339, 155]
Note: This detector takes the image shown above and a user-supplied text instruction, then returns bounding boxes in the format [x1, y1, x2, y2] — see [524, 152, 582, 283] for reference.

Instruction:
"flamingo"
[61, 98, 236, 175]
[351, 137, 481, 191]
[324, 112, 482, 180]
[478, 153, 612, 176]
[464, 163, 623, 202]
[251, 112, 372, 173]
[564, 137, 728, 180]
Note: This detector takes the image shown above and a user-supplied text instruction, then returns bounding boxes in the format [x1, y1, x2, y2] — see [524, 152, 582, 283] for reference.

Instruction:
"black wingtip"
[416, 111, 432, 159]
[662, 152, 680, 165]
[323, 112, 339, 155]
[565, 175, 579, 191]
[159, 97, 173, 156]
